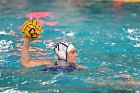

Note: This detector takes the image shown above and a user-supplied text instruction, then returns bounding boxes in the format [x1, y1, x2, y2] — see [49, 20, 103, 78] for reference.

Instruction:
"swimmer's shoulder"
[76, 64, 88, 69]
[39, 60, 56, 65]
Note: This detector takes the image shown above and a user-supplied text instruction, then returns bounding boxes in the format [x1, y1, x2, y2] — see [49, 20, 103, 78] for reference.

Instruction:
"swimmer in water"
[20, 38, 87, 71]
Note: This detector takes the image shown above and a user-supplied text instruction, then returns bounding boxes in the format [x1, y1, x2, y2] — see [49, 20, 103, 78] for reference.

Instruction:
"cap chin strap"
[57, 60, 70, 66]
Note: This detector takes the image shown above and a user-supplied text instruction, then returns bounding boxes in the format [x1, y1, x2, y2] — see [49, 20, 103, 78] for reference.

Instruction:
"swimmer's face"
[67, 48, 78, 64]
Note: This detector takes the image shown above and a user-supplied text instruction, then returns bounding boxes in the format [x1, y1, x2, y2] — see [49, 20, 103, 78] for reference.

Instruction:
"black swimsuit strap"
[55, 62, 58, 65]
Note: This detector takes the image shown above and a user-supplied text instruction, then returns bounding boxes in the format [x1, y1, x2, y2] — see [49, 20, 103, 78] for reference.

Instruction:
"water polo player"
[20, 38, 87, 71]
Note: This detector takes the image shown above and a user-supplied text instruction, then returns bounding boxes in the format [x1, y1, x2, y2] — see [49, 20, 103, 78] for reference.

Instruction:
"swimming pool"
[0, 0, 140, 92]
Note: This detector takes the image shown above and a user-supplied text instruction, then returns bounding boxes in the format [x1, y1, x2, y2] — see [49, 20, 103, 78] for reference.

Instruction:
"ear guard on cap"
[54, 42, 75, 61]
[57, 50, 66, 60]
[54, 42, 70, 61]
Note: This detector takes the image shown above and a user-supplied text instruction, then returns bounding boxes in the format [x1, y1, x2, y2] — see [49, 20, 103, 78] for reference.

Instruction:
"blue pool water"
[0, 0, 140, 92]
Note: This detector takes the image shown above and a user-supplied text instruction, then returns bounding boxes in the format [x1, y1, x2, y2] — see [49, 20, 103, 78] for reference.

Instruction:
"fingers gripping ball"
[22, 20, 42, 41]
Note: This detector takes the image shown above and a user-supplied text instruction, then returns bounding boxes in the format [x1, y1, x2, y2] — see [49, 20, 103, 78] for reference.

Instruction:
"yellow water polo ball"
[21, 19, 42, 41]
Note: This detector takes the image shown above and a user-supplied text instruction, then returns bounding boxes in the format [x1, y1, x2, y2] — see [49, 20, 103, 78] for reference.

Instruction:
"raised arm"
[20, 38, 55, 67]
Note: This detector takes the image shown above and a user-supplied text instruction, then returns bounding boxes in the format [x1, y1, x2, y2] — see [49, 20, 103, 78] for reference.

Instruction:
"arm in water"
[20, 38, 55, 67]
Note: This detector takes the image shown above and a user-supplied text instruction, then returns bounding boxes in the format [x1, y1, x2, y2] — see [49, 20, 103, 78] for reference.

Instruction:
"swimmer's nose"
[75, 53, 78, 57]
